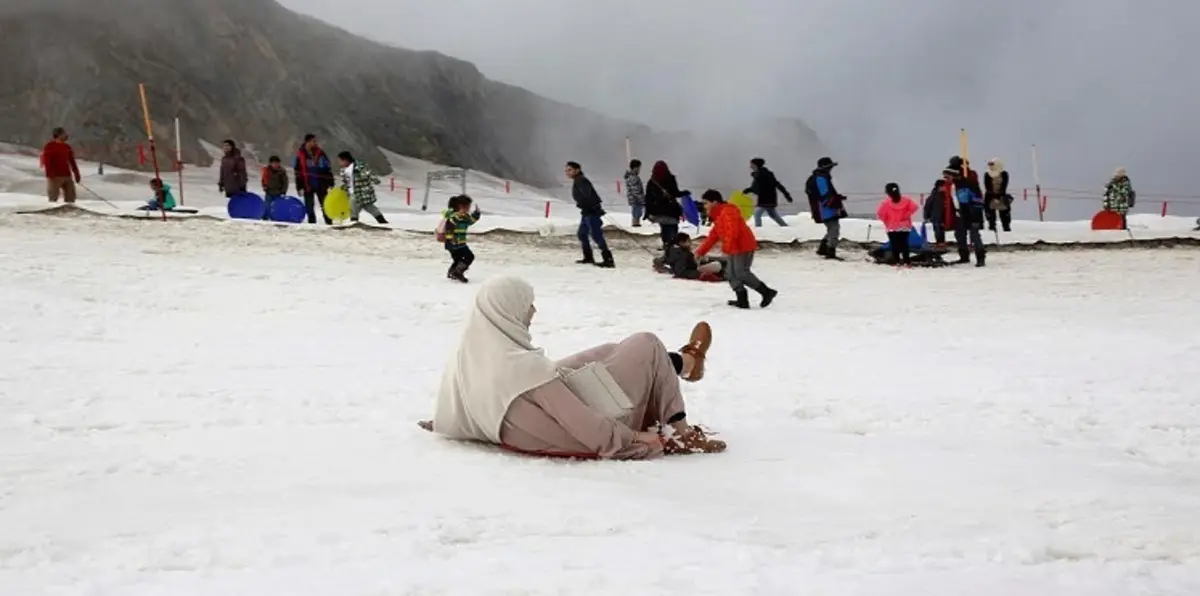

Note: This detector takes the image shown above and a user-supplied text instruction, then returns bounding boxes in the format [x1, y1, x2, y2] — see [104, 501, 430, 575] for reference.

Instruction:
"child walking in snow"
[696, 189, 777, 309]
[261, 155, 289, 220]
[439, 194, 482, 282]
[876, 182, 920, 266]
[337, 151, 389, 224]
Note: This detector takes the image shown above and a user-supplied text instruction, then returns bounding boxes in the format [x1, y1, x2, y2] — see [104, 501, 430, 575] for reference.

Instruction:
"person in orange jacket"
[695, 189, 778, 309]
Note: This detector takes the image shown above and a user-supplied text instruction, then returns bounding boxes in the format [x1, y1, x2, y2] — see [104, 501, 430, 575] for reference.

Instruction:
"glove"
[785, 194, 794, 203]
[74, 174, 81, 183]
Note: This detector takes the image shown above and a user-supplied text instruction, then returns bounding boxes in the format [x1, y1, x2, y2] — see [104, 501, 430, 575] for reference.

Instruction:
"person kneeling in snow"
[696, 189, 778, 309]
[138, 178, 176, 211]
[418, 276, 726, 458]
[661, 232, 726, 281]
[337, 151, 389, 224]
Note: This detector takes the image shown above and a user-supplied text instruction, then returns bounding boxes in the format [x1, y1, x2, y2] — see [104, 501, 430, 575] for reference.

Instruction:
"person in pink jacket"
[876, 182, 920, 266]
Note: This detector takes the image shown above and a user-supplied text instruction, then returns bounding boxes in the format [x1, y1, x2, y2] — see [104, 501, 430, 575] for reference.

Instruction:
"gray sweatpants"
[351, 201, 384, 221]
[726, 252, 763, 293]
[823, 219, 841, 250]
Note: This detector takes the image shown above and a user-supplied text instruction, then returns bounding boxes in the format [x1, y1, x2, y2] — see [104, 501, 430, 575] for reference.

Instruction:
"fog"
[280, 0, 1200, 218]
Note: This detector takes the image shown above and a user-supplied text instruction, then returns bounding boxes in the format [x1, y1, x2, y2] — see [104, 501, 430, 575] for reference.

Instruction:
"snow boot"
[449, 262, 469, 283]
[823, 247, 845, 261]
[974, 249, 986, 268]
[754, 283, 778, 308]
[374, 213, 389, 224]
[677, 321, 712, 382]
[662, 424, 726, 455]
[816, 239, 830, 257]
[576, 246, 595, 265]
[956, 249, 970, 264]
[727, 288, 750, 309]
[595, 249, 615, 269]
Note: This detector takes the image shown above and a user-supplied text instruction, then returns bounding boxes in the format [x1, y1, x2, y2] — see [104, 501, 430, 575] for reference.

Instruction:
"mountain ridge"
[0, 0, 827, 187]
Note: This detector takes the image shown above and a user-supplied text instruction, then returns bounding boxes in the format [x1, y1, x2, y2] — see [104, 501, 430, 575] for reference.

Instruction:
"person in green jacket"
[141, 178, 177, 211]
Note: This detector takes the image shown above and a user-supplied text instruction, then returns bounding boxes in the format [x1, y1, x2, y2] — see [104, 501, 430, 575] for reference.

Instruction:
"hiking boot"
[957, 250, 970, 264]
[595, 249, 615, 268]
[576, 248, 595, 265]
[823, 247, 845, 261]
[662, 424, 726, 455]
[449, 263, 469, 283]
[727, 288, 750, 309]
[816, 240, 830, 257]
[975, 250, 986, 268]
[678, 321, 712, 382]
[755, 284, 778, 308]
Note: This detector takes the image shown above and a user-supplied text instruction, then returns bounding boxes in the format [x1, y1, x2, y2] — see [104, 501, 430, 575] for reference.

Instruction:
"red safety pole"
[616, 180, 622, 194]
[505, 180, 511, 193]
[405, 187, 411, 206]
[137, 84, 166, 221]
[390, 177, 395, 192]
[544, 201, 551, 218]
[1023, 188, 1028, 202]
[1038, 195, 1047, 221]
[1161, 201, 1168, 217]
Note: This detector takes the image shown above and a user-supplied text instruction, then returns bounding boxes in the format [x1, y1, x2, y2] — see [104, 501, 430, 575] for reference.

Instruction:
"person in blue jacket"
[293, 133, 334, 225]
[944, 166, 987, 267]
[804, 156, 848, 260]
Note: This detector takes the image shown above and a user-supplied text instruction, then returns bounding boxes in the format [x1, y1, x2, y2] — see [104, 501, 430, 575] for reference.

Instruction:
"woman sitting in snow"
[418, 276, 726, 458]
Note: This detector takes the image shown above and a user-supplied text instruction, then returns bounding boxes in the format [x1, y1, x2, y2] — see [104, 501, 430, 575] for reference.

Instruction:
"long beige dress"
[500, 332, 686, 459]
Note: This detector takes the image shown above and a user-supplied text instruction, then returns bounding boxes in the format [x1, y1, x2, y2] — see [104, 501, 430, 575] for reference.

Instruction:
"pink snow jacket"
[876, 196, 919, 231]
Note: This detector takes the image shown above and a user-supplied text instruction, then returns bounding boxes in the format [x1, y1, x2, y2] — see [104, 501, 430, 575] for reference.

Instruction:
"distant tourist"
[40, 127, 81, 204]
[438, 194, 482, 283]
[923, 179, 951, 245]
[565, 161, 614, 268]
[337, 151, 389, 225]
[1103, 167, 1135, 230]
[876, 182, 920, 266]
[744, 157, 793, 227]
[139, 178, 177, 211]
[805, 156, 848, 260]
[624, 159, 645, 228]
[695, 189, 778, 309]
[294, 133, 334, 225]
[983, 158, 1013, 232]
[261, 155, 289, 220]
[644, 160, 687, 251]
[217, 139, 247, 198]
[944, 166, 987, 266]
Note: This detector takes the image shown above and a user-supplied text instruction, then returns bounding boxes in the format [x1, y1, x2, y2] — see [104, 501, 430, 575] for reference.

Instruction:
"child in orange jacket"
[695, 189, 777, 309]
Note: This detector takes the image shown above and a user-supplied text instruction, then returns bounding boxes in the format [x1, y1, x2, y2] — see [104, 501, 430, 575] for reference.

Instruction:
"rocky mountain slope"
[0, 0, 826, 187]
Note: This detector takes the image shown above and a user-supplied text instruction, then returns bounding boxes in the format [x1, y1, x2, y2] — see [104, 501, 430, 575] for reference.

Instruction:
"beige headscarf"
[987, 158, 1005, 177]
[433, 276, 560, 443]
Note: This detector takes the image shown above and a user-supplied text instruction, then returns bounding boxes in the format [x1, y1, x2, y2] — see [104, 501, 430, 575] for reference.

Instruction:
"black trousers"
[886, 231, 912, 264]
[303, 187, 331, 225]
[448, 245, 475, 270]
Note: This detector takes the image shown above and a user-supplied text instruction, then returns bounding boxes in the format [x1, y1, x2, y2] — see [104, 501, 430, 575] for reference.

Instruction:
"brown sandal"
[678, 321, 712, 382]
[662, 424, 726, 454]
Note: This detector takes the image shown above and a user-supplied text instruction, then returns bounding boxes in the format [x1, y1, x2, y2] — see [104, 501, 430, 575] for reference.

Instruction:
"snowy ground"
[1, 213, 1198, 595]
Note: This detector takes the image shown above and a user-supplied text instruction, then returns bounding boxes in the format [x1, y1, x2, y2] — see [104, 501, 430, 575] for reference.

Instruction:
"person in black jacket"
[983, 158, 1012, 232]
[922, 179, 949, 244]
[565, 161, 614, 268]
[744, 157, 793, 227]
[644, 160, 688, 251]
[662, 232, 725, 280]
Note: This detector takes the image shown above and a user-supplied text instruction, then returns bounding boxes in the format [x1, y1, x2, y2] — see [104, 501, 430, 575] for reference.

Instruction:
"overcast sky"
[279, 0, 1199, 217]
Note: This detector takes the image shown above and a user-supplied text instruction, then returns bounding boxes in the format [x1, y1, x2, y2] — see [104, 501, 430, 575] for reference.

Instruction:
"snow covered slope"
[1, 215, 1197, 594]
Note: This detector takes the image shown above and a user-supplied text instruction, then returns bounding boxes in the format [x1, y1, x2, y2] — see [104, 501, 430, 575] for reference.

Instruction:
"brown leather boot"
[662, 425, 726, 454]
[678, 321, 712, 382]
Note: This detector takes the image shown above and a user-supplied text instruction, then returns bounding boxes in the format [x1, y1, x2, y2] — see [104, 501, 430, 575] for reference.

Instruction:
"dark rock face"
[0, 0, 826, 187]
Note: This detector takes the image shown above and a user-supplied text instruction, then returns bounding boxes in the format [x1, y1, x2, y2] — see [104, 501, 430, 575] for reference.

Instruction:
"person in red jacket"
[41, 127, 81, 203]
[695, 189, 778, 309]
